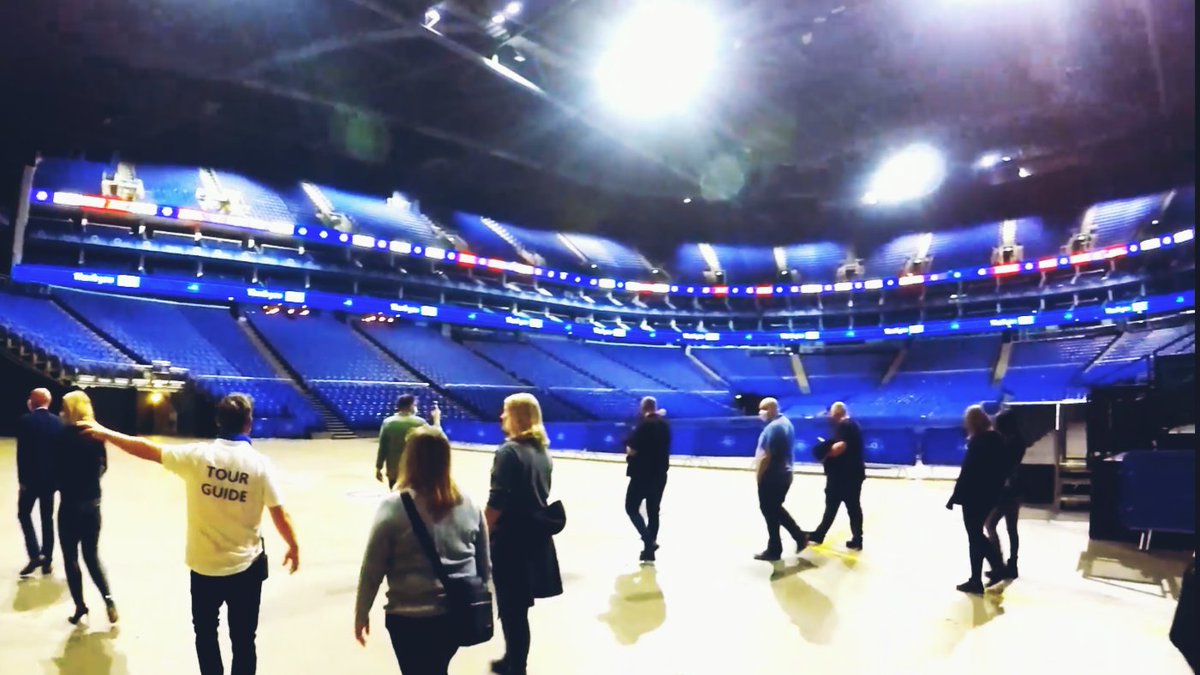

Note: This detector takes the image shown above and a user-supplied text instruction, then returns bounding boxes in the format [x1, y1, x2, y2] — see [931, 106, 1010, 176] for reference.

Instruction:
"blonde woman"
[946, 405, 1008, 595]
[58, 390, 117, 624]
[486, 393, 562, 675]
[355, 426, 490, 674]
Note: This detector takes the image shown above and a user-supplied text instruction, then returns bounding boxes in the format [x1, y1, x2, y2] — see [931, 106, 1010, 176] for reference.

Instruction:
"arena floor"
[0, 437, 1191, 675]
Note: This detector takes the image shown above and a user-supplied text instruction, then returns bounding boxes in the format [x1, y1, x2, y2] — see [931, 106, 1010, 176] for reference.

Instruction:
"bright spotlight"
[595, 2, 720, 118]
[504, 1, 522, 16]
[424, 8, 440, 28]
[976, 153, 1002, 169]
[864, 144, 946, 205]
[147, 391, 164, 405]
[1017, 167, 1032, 178]
[491, 13, 505, 24]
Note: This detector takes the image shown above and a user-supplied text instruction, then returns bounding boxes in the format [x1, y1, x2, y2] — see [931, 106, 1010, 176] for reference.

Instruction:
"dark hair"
[216, 394, 254, 435]
[396, 394, 415, 411]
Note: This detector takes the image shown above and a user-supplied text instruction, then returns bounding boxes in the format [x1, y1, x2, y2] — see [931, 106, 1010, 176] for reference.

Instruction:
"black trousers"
[496, 591, 531, 674]
[18, 486, 55, 563]
[985, 493, 1020, 563]
[962, 503, 1005, 582]
[625, 474, 667, 547]
[190, 554, 266, 675]
[385, 614, 459, 675]
[58, 499, 111, 608]
[812, 479, 864, 542]
[758, 474, 804, 554]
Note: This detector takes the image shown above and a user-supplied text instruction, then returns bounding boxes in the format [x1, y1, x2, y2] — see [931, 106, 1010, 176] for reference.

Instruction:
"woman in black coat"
[58, 391, 118, 624]
[947, 405, 1008, 594]
[986, 409, 1028, 580]
[485, 393, 563, 675]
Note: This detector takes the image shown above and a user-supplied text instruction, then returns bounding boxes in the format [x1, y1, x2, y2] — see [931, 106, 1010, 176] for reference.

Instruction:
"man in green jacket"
[375, 394, 438, 488]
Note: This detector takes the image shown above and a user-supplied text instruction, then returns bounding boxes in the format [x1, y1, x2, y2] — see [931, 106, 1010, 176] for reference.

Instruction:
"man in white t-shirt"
[81, 394, 299, 675]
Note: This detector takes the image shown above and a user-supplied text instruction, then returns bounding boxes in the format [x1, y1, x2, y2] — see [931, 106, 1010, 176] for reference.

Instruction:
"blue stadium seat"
[557, 232, 652, 275]
[248, 311, 423, 383]
[781, 242, 847, 282]
[673, 244, 713, 280]
[0, 288, 136, 373]
[708, 244, 777, 283]
[58, 291, 275, 377]
[362, 323, 521, 386]
[32, 158, 115, 195]
[313, 185, 441, 245]
[931, 222, 1000, 270]
[1084, 193, 1168, 247]
[692, 348, 796, 391]
[452, 213, 520, 261]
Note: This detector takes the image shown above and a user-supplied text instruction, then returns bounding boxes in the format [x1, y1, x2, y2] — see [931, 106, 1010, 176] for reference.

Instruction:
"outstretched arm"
[269, 505, 300, 574]
[78, 421, 164, 464]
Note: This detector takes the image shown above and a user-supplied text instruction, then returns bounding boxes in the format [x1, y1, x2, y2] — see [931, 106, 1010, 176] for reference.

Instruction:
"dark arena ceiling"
[1, 0, 1195, 251]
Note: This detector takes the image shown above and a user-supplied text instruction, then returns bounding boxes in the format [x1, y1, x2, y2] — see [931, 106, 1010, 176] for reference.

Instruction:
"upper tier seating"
[586, 344, 724, 391]
[361, 323, 521, 386]
[0, 288, 136, 372]
[709, 244, 777, 282]
[529, 338, 668, 390]
[248, 312, 422, 383]
[58, 291, 274, 377]
[135, 165, 203, 209]
[314, 185, 441, 245]
[452, 213, 519, 261]
[33, 158, 115, 195]
[557, 232, 652, 275]
[864, 232, 927, 278]
[930, 223, 1000, 270]
[502, 223, 581, 270]
[673, 244, 713, 280]
[692, 348, 796, 391]
[781, 242, 846, 281]
[1009, 217, 1061, 261]
[1084, 193, 1167, 247]
[209, 171, 296, 224]
[462, 339, 603, 388]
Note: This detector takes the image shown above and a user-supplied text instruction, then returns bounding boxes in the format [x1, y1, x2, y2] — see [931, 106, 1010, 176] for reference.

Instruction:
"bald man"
[753, 397, 808, 561]
[624, 396, 671, 563]
[810, 402, 865, 550]
[16, 388, 62, 577]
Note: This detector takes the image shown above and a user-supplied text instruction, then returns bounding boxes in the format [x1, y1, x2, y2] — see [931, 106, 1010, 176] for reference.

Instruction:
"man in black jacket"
[624, 397, 670, 563]
[810, 401, 865, 551]
[16, 388, 62, 577]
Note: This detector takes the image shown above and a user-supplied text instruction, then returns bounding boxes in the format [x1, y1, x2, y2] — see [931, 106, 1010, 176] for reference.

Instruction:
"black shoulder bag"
[401, 492, 494, 647]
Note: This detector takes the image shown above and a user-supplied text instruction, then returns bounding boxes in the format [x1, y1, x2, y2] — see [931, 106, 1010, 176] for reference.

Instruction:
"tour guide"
[80, 393, 299, 675]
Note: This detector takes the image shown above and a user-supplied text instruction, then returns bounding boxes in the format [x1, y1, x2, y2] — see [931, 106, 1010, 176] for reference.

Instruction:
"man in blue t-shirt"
[753, 398, 808, 561]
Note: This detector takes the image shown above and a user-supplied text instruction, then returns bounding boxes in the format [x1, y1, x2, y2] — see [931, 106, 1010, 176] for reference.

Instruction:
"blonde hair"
[504, 392, 550, 449]
[963, 404, 992, 438]
[61, 390, 96, 425]
[398, 426, 461, 515]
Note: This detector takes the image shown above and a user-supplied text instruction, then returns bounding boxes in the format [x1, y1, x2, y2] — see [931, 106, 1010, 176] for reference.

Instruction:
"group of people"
[361, 391, 562, 675]
[14, 383, 1028, 675]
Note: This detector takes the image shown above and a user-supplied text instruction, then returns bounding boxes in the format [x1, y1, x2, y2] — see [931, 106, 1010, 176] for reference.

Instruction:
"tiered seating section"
[2, 285, 1193, 462]
[0, 288, 137, 375]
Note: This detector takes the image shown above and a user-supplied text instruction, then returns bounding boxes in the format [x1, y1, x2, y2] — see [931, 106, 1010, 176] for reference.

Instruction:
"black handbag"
[401, 492, 494, 647]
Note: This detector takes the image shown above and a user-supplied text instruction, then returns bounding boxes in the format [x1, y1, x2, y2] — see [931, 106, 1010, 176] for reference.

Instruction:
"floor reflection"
[51, 626, 128, 675]
[770, 560, 837, 645]
[12, 576, 65, 612]
[599, 565, 666, 645]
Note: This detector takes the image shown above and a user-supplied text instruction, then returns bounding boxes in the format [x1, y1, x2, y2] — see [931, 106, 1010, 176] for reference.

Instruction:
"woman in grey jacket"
[355, 426, 490, 674]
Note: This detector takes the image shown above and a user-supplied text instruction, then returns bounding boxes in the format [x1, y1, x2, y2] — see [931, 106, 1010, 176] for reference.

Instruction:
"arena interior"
[0, 0, 1196, 673]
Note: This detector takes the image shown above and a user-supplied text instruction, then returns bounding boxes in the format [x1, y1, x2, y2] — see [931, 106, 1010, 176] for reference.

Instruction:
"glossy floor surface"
[0, 437, 1191, 674]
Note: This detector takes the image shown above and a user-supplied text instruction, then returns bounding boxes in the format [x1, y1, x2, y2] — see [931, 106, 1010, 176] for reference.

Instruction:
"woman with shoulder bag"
[486, 393, 564, 675]
[355, 426, 492, 675]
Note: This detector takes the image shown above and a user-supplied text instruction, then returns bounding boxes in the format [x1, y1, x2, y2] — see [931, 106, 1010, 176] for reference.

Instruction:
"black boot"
[1007, 558, 1019, 579]
[68, 605, 89, 625]
[18, 558, 40, 578]
[846, 538, 863, 551]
